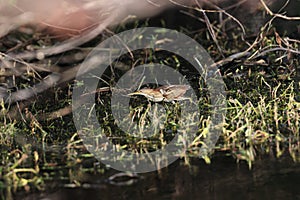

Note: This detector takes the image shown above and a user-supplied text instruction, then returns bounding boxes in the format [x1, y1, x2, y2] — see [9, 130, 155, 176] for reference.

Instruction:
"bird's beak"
[127, 91, 143, 96]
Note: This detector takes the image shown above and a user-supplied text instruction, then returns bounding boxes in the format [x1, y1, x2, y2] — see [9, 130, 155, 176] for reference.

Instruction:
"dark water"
[16, 155, 300, 200]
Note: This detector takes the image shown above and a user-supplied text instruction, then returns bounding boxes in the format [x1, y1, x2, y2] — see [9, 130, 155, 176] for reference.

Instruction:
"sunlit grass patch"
[221, 82, 300, 167]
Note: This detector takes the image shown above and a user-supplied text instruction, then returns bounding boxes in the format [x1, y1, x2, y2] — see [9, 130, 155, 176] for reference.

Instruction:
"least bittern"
[128, 85, 191, 102]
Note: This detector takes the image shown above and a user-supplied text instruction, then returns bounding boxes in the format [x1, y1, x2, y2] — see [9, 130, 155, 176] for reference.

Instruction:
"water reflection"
[18, 155, 300, 200]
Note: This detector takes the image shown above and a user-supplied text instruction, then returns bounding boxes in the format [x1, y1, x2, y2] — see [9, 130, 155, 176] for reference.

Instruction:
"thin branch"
[260, 0, 300, 20]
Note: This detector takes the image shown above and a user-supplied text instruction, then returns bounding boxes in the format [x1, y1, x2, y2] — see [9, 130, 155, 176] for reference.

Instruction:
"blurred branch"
[260, 0, 300, 20]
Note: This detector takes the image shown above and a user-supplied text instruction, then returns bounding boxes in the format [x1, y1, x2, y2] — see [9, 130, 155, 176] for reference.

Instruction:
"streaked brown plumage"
[128, 85, 190, 102]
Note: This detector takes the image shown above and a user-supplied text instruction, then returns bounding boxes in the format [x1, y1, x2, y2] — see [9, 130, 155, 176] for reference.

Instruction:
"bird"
[128, 85, 191, 102]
